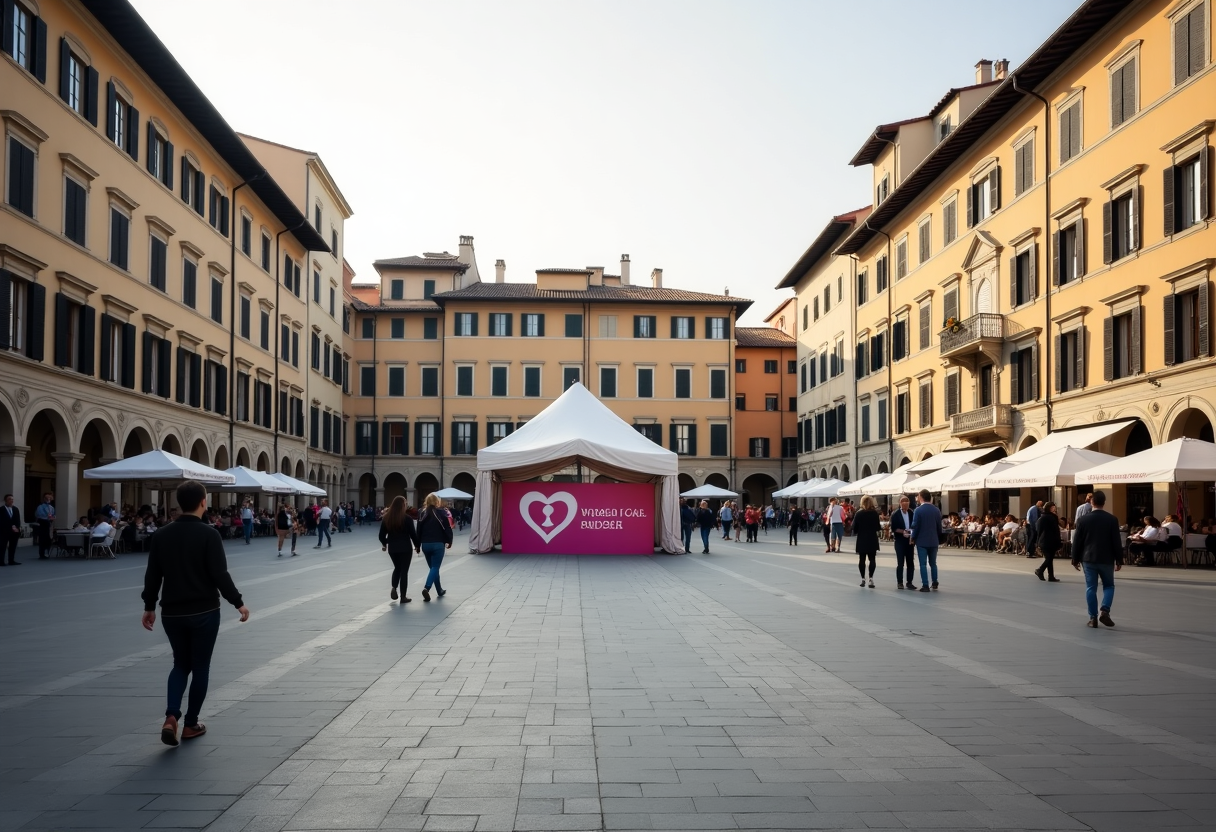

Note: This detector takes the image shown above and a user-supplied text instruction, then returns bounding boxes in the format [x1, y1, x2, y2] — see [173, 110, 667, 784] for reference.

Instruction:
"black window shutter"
[946, 373, 959, 416]
[634, 316, 641, 338]
[83, 65, 98, 125]
[164, 142, 173, 189]
[1103, 316, 1115, 381]
[158, 340, 170, 397]
[1163, 165, 1176, 234]
[1075, 218, 1086, 278]
[414, 422, 422, 456]
[837, 406, 846, 443]
[1130, 305, 1143, 374]
[78, 305, 94, 375]
[670, 316, 678, 339]
[382, 422, 392, 456]
[1190, 6, 1206, 76]
[98, 313, 112, 381]
[0, 270, 9, 350]
[1030, 343, 1039, 401]
[1130, 186, 1140, 251]
[105, 81, 117, 142]
[126, 106, 138, 160]
[1102, 199, 1113, 264]
[216, 364, 227, 414]
[1123, 59, 1137, 123]
[0, 0, 12, 56]
[27, 283, 46, 361]
[687, 425, 697, 457]
[1009, 256, 1018, 311]
[180, 157, 190, 201]
[1009, 350, 1021, 405]
[220, 196, 230, 236]
[1076, 328, 1086, 388]
[1029, 243, 1038, 299]
[203, 362, 212, 411]
[1054, 333, 1063, 393]
[855, 343, 864, 379]
[989, 166, 1001, 212]
[668, 424, 678, 453]
[28, 13, 45, 80]
[52, 293, 70, 367]
[57, 37, 69, 102]
[194, 171, 204, 213]
[471, 312, 479, 336]
[1201, 147, 1211, 221]
[175, 348, 186, 403]
[1175, 14, 1189, 85]
[1053, 230, 1063, 285]
[1199, 280, 1210, 358]
[965, 184, 974, 228]
[1111, 64, 1123, 125]
[141, 331, 153, 393]
[191, 354, 202, 407]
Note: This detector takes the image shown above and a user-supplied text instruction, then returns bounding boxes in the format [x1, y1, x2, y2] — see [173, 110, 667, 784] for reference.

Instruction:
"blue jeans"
[421, 542, 445, 591]
[242, 519, 253, 543]
[162, 608, 221, 727]
[1083, 563, 1115, 617]
[699, 526, 711, 551]
[917, 545, 938, 587]
[681, 524, 693, 553]
[831, 522, 844, 542]
[317, 519, 331, 546]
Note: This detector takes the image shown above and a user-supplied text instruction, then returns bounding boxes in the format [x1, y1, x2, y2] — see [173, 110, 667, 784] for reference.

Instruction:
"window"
[421, 366, 439, 397]
[918, 301, 931, 350]
[764, 395, 777, 411]
[876, 396, 888, 440]
[174, 347, 201, 407]
[453, 422, 475, 455]
[181, 159, 203, 215]
[875, 255, 889, 293]
[1010, 246, 1036, 308]
[918, 219, 931, 264]
[706, 317, 728, 339]
[1010, 343, 1039, 405]
[943, 286, 959, 327]
[633, 315, 656, 338]
[310, 332, 321, 370]
[860, 402, 871, 443]
[636, 424, 663, 446]
[355, 422, 376, 456]
[491, 365, 508, 397]
[735, 393, 746, 410]
[1059, 100, 1082, 164]
[312, 270, 320, 304]
[918, 380, 933, 429]
[314, 203, 322, 230]
[1103, 190, 1138, 263]
[240, 215, 252, 257]
[522, 313, 544, 337]
[6, 135, 35, 217]
[488, 422, 512, 446]
[108, 207, 129, 270]
[735, 359, 746, 373]
[523, 366, 541, 397]
[1054, 219, 1085, 285]
[600, 366, 617, 398]
[802, 305, 808, 330]
[562, 313, 582, 337]
[637, 367, 654, 398]
[943, 199, 958, 246]
[837, 275, 843, 303]
[389, 279, 403, 300]
[945, 373, 961, 417]
[671, 316, 693, 339]
[563, 366, 580, 390]
[6, 2, 46, 79]
[182, 258, 197, 308]
[208, 185, 229, 236]
[423, 279, 435, 299]
[456, 365, 473, 396]
[360, 365, 376, 397]
[787, 360, 796, 374]
[239, 294, 251, 339]
[387, 367, 405, 397]
[386, 422, 406, 455]
[1165, 151, 1210, 233]
[1014, 138, 1034, 197]
[1165, 285, 1210, 365]
[490, 312, 511, 336]
[671, 424, 695, 456]
[63, 177, 86, 245]
[98, 314, 134, 387]
[870, 331, 886, 372]
[1110, 56, 1138, 128]
[895, 391, 910, 435]
[362, 318, 375, 339]
[390, 318, 404, 339]
[1056, 329, 1086, 393]
[750, 438, 770, 458]
[331, 229, 338, 256]
[260, 309, 269, 350]
[599, 315, 617, 337]
[261, 232, 271, 271]
[857, 269, 868, 305]
[763, 360, 777, 374]
[710, 424, 728, 457]
[895, 238, 908, 280]
[823, 286, 831, 313]
[855, 340, 869, 379]
[967, 167, 999, 226]
[146, 123, 172, 188]
[834, 339, 844, 376]
[892, 318, 908, 362]
[876, 173, 890, 205]
[813, 297, 820, 321]
[453, 312, 476, 337]
[1174, 3, 1208, 85]
[674, 367, 691, 398]
[60, 42, 96, 121]
[937, 115, 952, 143]
[423, 318, 438, 339]
[710, 368, 726, 399]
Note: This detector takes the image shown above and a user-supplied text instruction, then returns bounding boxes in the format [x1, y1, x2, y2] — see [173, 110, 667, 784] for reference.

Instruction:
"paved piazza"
[1, 528, 1214, 832]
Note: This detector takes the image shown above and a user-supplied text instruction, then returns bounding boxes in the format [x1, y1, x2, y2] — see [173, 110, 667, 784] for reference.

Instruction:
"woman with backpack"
[378, 496, 419, 602]
[417, 493, 453, 601]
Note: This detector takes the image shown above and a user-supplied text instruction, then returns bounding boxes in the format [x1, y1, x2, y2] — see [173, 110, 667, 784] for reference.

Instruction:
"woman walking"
[378, 496, 419, 602]
[853, 495, 881, 588]
[274, 503, 294, 557]
[787, 505, 802, 546]
[1034, 502, 1062, 582]
[418, 493, 453, 601]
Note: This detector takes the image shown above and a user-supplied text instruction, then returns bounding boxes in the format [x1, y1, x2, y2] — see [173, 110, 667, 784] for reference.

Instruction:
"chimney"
[494, 259, 505, 283]
[620, 254, 631, 285]
[993, 58, 1009, 80]
[651, 268, 663, 289]
[588, 266, 604, 286]
[975, 59, 993, 84]
[457, 235, 481, 287]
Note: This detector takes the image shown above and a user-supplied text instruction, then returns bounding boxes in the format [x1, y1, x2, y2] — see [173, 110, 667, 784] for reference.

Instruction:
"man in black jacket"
[888, 495, 916, 589]
[680, 499, 696, 554]
[1071, 489, 1122, 628]
[2, 494, 22, 565]
[142, 480, 249, 746]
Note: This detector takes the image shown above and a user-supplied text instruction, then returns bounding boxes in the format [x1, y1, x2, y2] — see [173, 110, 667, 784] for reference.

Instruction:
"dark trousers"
[1037, 549, 1056, 578]
[317, 519, 331, 546]
[162, 608, 221, 727]
[788, 526, 798, 544]
[388, 549, 412, 589]
[3, 534, 17, 563]
[894, 544, 915, 584]
[681, 524, 693, 553]
[38, 519, 52, 557]
[242, 519, 253, 543]
[858, 551, 876, 578]
[699, 526, 711, 552]
[1026, 526, 1038, 555]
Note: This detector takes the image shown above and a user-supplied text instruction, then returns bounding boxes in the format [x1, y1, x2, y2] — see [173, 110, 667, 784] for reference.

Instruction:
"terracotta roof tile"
[735, 327, 796, 347]
[431, 282, 752, 314]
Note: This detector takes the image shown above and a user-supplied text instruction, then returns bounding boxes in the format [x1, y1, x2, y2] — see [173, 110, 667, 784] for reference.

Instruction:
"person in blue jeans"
[417, 493, 453, 601]
[910, 489, 943, 592]
[1070, 489, 1122, 628]
[680, 499, 697, 554]
[696, 500, 716, 554]
[241, 500, 254, 545]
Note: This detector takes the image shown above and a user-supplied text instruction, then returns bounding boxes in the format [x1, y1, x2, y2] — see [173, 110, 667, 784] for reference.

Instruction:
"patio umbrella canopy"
[837, 472, 891, 497]
[938, 459, 1020, 492]
[903, 462, 978, 494]
[798, 478, 849, 498]
[1072, 437, 1216, 484]
[83, 450, 236, 489]
[432, 488, 474, 501]
[268, 473, 327, 497]
[773, 479, 822, 498]
[983, 447, 1119, 489]
[679, 484, 740, 499]
[219, 466, 294, 494]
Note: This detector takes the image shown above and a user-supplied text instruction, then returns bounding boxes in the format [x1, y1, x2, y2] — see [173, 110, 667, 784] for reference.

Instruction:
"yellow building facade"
[823, 0, 1214, 520]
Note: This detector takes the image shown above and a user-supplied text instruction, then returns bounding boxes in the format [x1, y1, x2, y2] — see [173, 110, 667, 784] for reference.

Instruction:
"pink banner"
[501, 483, 655, 554]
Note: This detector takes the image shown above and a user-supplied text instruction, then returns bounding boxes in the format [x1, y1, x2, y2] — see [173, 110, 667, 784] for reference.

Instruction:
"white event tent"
[903, 461, 979, 494]
[773, 478, 822, 498]
[432, 487, 474, 501]
[269, 472, 327, 497]
[798, 478, 850, 498]
[836, 472, 888, 497]
[938, 459, 1021, 492]
[468, 383, 684, 554]
[83, 449, 236, 489]
[1073, 437, 1216, 484]
[983, 447, 1119, 489]
[220, 466, 294, 494]
[680, 484, 739, 499]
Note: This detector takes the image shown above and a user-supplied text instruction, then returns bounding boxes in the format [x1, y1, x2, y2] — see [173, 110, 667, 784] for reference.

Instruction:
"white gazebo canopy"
[1003, 419, 1135, 464]
[83, 450, 236, 489]
[984, 447, 1119, 489]
[837, 472, 890, 497]
[469, 383, 683, 553]
[268, 472, 327, 497]
[680, 484, 739, 499]
[432, 487, 474, 501]
[220, 466, 294, 494]
[904, 447, 997, 473]
[798, 478, 850, 498]
[1073, 437, 1216, 484]
[773, 478, 823, 498]
[903, 461, 979, 494]
[844, 462, 931, 496]
[938, 459, 1020, 492]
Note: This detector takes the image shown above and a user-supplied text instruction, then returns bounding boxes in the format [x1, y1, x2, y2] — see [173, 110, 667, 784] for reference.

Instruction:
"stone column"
[375, 486, 386, 509]
[406, 488, 417, 509]
[52, 452, 85, 527]
[0, 445, 30, 519]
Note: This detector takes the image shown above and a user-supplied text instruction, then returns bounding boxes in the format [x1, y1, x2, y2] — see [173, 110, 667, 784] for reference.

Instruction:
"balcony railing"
[940, 313, 1019, 355]
[950, 403, 1013, 439]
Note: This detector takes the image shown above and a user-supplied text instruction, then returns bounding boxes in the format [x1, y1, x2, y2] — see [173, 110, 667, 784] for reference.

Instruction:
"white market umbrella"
[680, 484, 739, 499]
[855, 463, 930, 496]
[838, 472, 890, 497]
[903, 462, 978, 494]
[938, 459, 1020, 492]
[773, 478, 821, 498]
[83, 450, 235, 489]
[984, 447, 1119, 489]
[269, 472, 327, 497]
[219, 466, 294, 494]
[798, 478, 849, 498]
[1072, 438, 1216, 484]
[432, 487, 474, 501]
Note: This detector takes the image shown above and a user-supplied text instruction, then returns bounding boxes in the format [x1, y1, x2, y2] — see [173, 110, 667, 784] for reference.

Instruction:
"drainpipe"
[848, 253, 861, 481]
[1012, 73, 1053, 434]
[273, 219, 307, 472]
[862, 219, 894, 473]
[728, 306, 737, 493]
[228, 174, 265, 471]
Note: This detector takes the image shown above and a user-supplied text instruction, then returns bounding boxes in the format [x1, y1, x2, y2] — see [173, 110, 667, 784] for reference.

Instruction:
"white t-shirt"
[829, 504, 844, 523]
[92, 520, 114, 539]
[1138, 526, 1160, 542]
[318, 506, 333, 521]
[241, 506, 253, 521]
[1162, 522, 1182, 537]
[1002, 521, 1018, 533]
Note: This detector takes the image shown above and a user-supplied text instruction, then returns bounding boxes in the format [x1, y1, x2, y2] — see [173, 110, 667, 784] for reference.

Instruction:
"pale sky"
[128, 0, 1075, 325]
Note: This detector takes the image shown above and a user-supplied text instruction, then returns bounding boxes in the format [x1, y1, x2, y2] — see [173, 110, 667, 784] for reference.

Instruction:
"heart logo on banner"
[519, 490, 578, 544]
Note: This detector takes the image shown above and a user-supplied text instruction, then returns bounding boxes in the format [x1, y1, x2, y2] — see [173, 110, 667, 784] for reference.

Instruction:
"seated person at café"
[90, 517, 114, 547]
[996, 515, 1019, 551]
[72, 517, 90, 531]
[1129, 516, 1164, 565]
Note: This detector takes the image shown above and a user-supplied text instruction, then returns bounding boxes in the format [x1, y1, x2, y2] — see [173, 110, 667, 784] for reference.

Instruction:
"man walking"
[314, 499, 332, 549]
[827, 498, 846, 553]
[696, 500, 715, 554]
[1026, 500, 1042, 559]
[910, 489, 943, 592]
[35, 492, 55, 559]
[1075, 492, 1094, 524]
[680, 498, 696, 554]
[1071, 489, 1122, 628]
[2, 494, 22, 565]
[889, 494, 916, 589]
[718, 501, 733, 540]
[142, 480, 249, 746]
[240, 500, 254, 545]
